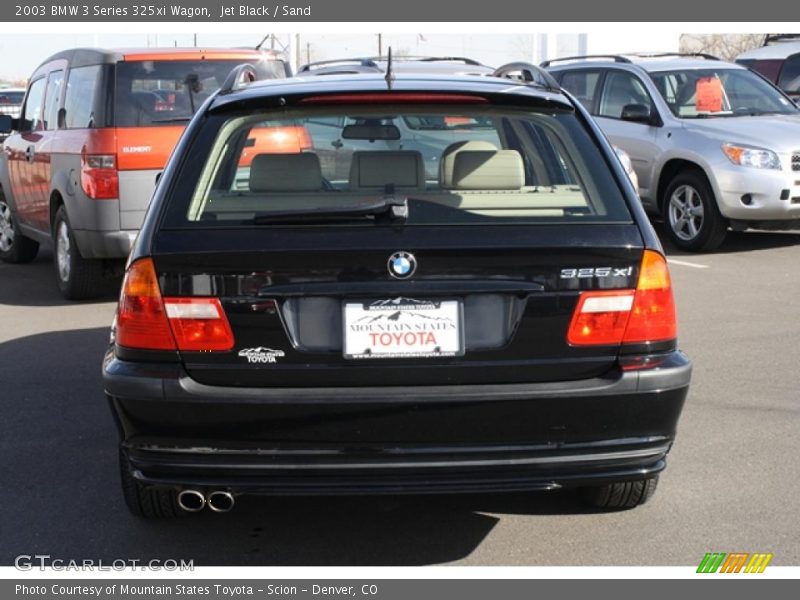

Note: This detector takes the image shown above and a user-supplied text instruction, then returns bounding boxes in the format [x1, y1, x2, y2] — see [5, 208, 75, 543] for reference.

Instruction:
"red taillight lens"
[81, 153, 119, 199]
[567, 250, 677, 347]
[116, 259, 235, 352]
[116, 258, 176, 350]
[162, 297, 234, 352]
[622, 250, 677, 344]
[567, 290, 635, 346]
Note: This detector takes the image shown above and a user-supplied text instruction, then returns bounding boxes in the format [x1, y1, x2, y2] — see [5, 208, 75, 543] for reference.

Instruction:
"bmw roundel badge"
[388, 251, 417, 279]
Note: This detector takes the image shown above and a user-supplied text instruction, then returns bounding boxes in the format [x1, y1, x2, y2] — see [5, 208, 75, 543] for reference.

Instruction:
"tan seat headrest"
[439, 140, 498, 188]
[451, 150, 525, 191]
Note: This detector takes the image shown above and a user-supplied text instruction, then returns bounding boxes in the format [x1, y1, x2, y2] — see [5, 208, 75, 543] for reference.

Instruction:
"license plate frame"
[342, 297, 464, 360]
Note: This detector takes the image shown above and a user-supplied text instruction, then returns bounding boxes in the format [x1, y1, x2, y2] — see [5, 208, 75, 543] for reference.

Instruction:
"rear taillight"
[622, 250, 677, 344]
[116, 258, 234, 352]
[162, 297, 234, 351]
[116, 258, 175, 350]
[567, 290, 635, 346]
[81, 153, 119, 199]
[567, 250, 677, 347]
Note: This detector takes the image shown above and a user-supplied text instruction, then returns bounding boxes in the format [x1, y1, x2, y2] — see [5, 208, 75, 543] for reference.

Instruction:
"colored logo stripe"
[744, 553, 773, 573]
[697, 552, 773, 573]
[697, 553, 727, 573]
[720, 553, 749, 573]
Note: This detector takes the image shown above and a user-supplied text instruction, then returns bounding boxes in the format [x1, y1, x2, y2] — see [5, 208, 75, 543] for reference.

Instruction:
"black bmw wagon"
[103, 63, 691, 517]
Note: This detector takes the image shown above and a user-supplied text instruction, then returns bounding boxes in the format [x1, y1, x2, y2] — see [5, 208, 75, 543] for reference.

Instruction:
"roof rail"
[219, 63, 259, 94]
[416, 56, 484, 66]
[630, 52, 720, 61]
[492, 62, 560, 92]
[297, 58, 381, 73]
[540, 55, 631, 67]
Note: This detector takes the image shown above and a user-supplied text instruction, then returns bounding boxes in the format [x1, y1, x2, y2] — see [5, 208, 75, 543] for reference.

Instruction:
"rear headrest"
[451, 150, 525, 191]
[249, 153, 323, 192]
[349, 151, 425, 191]
[439, 140, 498, 188]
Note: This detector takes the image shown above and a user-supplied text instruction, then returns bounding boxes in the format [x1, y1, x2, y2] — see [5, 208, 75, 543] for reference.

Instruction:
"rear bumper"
[73, 229, 137, 259]
[104, 350, 691, 494]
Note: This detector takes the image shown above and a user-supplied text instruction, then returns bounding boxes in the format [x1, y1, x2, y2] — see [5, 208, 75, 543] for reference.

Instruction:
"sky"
[0, 31, 680, 81]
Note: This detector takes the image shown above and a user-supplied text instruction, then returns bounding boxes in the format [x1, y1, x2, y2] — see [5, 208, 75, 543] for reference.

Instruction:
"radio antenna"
[385, 47, 395, 90]
[255, 34, 269, 50]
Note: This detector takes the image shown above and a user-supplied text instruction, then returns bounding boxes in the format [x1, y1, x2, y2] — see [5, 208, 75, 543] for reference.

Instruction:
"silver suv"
[545, 53, 800, 252]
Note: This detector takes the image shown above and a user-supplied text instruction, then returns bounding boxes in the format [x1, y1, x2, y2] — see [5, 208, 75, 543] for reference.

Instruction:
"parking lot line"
[667, 258, 709, 269]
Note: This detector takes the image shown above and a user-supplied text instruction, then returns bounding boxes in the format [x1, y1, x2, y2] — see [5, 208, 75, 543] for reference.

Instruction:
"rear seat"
[249, 153, 323, 192]
[349, 150, 426, 191]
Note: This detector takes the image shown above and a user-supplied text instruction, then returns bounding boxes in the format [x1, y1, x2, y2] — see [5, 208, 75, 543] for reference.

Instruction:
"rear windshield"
[162, 104, 632, 228]
[114, 59, 286, 127]
[0, 91, 24, 105]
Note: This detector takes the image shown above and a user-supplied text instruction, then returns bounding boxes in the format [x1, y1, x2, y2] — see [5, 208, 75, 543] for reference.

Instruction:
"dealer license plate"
[343, 297, 463, 359]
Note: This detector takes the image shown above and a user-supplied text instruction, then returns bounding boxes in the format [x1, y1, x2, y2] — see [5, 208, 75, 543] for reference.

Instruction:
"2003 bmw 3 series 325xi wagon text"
[103, 63, 692, 518]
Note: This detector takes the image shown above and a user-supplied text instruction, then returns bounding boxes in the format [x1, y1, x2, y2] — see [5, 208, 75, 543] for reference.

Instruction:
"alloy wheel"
[56, 220, 71, 283]
[668, 184, 705, 242]
[0, 200, 14, 253]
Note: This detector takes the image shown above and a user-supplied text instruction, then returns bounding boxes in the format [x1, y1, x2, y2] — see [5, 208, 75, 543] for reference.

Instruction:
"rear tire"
[119, 449, 184, 519]
[52, 206, 104, 300]
[582, 476, 659, 510]
[662, 171, 728, 252]
[0, 198, 39, 263]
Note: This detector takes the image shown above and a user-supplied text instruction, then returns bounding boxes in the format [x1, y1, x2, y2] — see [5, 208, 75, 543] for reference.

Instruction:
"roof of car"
[36, 47, 285, 69]
[547, 55, 746, 73]
[632, 57, 745, 72]
[737, 41, 800, 60]
[209, 72, 571, 112]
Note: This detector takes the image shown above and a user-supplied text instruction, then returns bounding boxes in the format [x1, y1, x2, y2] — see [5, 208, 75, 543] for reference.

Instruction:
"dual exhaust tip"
[177, 489, 235, 513]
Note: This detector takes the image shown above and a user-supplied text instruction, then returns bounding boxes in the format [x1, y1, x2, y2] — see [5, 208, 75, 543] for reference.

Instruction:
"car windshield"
[114, 59, 286, 127]
[649, 68, 798, 118]
[165, 105, 631, 228]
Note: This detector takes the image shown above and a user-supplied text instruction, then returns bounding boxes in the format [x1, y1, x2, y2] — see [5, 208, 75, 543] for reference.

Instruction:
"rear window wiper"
[251, 194, 409, 225]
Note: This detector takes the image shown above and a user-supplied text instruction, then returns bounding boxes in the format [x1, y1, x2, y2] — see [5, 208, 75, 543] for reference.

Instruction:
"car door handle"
[24, 145, 34, 163]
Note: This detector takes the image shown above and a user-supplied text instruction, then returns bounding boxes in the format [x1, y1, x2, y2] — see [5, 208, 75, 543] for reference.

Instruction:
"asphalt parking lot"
[1, 226, 799, 566]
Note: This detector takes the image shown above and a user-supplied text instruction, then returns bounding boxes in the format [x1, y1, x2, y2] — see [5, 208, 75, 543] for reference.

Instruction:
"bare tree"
[679, 34, 767, 61]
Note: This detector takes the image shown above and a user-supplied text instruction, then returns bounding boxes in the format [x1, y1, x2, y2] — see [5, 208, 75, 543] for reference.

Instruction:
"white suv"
[546, 53, 800, 252]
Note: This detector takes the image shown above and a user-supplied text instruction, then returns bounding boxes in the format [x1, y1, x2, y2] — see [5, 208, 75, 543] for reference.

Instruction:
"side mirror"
[621, 103, 655, 125]
[0, 114, 14, 134]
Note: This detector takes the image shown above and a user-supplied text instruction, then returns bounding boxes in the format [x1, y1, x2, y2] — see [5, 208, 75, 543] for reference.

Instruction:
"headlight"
[722, 143, 781, 170]
[613, 146, 634, 174]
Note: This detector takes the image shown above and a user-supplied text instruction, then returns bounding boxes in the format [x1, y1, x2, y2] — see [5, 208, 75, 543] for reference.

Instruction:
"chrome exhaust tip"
[177, 489, 206, 512]
[207, 490, 235, 513]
